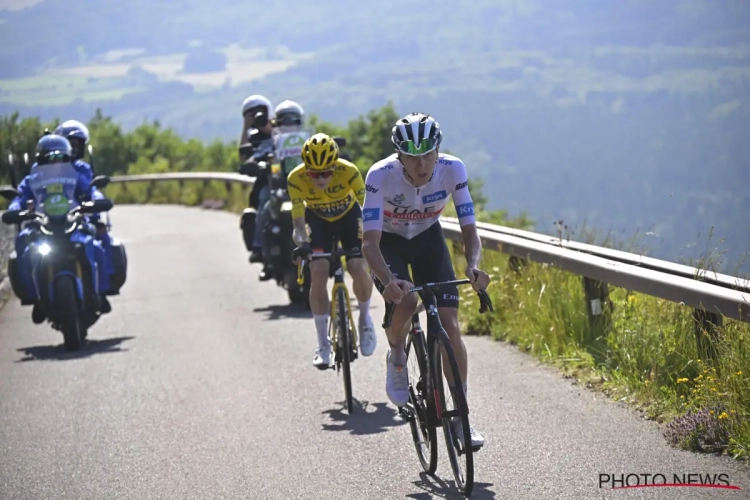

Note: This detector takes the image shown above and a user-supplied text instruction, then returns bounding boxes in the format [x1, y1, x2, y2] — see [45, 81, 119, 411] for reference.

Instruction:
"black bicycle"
[382, 278, 493, 497]
[297, 236, 362, 413]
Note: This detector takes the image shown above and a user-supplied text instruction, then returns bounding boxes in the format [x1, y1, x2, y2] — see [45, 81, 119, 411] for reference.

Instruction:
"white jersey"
[362, 153, 476, 239]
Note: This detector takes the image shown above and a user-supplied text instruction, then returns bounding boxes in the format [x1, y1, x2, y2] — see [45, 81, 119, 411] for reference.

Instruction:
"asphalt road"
[1, 205, 748, 500]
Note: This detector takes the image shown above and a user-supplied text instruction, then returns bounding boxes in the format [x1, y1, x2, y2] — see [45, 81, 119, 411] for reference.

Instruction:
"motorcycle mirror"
[0, 188, 20, 201]
[91, 175, 110, 189]
[333, 136, 347, 148]
[23, 152, 29, 166]
[84, 198, 113, 213]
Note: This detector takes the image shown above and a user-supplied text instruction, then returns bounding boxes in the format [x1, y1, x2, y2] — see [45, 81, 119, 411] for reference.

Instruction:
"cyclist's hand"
[292, 243, 312, 264]
[466, 267, 491, 292]
[384, 279, 412, 304]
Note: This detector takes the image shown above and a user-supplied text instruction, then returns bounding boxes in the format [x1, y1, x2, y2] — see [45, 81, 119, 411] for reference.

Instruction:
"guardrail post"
[145, 181, 155, 202]
[508, 256, 527, 274]
[583, 277, 611, 327]
[694, 309, 721, 362]
[178, 179, 185, 199]
[202, 179, 210, 202]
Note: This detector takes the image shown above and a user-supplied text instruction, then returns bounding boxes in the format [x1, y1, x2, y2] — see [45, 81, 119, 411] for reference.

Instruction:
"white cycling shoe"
[312, 345, 331, 369]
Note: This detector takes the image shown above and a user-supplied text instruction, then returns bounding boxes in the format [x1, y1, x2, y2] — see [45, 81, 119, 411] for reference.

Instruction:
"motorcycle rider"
[273, 100, 306, 132]
[53, 120, 115, 282]
[238, 95, 275, 273]
[5, 134, 112, 323]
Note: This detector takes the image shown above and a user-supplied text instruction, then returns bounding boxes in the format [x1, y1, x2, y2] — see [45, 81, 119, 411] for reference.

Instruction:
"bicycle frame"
[296, 238, 360, 361]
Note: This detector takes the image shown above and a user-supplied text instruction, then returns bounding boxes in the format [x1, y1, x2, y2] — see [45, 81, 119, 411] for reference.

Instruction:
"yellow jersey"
[287, 159, 365, 221]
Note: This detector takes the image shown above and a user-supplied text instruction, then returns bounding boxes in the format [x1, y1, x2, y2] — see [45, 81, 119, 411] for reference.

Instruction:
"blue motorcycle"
[1, 162, 114, 351]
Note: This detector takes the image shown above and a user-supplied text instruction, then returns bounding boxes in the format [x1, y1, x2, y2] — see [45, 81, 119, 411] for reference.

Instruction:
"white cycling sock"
[313, 314, 329, 349]
[358, 299, 371, 323]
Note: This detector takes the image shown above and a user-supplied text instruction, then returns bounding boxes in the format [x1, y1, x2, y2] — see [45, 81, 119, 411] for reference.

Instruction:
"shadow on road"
[15, 336, 135, 362]
[321, 398, 405, 435]
[253, 304, 311, 320]
[408, 472, 496, 499]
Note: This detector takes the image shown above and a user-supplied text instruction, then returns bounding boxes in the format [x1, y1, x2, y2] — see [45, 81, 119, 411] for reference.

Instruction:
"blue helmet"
[54, 119, 90, 160]
[35, 134, 72, 165]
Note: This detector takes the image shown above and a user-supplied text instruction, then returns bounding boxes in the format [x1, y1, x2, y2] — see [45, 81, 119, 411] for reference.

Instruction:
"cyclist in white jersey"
[361, 112, 490, 449]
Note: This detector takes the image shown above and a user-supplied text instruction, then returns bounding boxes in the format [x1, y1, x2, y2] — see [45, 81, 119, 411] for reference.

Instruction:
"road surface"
[1, 205, 748, 499]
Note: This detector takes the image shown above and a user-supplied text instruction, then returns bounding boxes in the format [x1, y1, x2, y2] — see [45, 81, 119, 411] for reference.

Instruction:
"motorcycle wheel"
[55, 276, 86, 351]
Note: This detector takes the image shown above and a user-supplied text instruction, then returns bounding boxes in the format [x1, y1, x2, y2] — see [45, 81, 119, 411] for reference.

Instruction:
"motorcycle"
[0, 161, 117, 351]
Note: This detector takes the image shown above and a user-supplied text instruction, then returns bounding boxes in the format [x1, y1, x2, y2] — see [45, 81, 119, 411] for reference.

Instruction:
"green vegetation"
[1, 1, 748, 272]
[1, 105, 748, 462]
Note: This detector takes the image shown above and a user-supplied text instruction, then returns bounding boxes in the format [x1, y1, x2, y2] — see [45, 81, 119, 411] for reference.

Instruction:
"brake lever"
[477, 289, 494, 314]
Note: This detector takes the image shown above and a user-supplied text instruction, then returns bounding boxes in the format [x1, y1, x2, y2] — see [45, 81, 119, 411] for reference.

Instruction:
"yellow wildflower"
[676, 378, 689, 384]
[718, 412, 729, 420]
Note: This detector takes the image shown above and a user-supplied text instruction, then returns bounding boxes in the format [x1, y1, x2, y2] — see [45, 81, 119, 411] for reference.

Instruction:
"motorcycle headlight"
[281, 201, 293, 212]
[38, 243, 52, 256]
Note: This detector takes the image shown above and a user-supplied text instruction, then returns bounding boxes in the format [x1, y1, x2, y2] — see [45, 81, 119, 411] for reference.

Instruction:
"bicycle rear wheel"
[433, 337, 474, 495]
[405, 324, 438, 474]
[336, 287, 353, 413]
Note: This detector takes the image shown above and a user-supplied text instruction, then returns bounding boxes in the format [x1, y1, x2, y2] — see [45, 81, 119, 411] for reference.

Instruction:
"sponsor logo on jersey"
[443, 294, 459, 302]
[310, 196, 352, 219]
[363, 208, 380, 221]
[455, 181, 468, 190]
[393, 193, 405, 205]
[384, 205, 444, 220]
[438, 158, 453, 165]
[327, 183, 346, 194]
[366, 184, 379, 193]
[456, 202, 475, 218]
[422, 190, 447, 203]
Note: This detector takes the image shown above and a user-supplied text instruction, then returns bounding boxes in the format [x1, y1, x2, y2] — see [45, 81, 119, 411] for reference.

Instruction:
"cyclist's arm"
[361, 168, 394, 284]
[449, 161, 481, 268]
[345, 162, 365, 206]
[286, 169, 309, 243]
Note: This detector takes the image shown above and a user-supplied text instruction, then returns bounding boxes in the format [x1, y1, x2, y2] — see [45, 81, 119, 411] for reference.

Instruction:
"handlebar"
[1, 199, 113, 226]
[382, 278, 494, 329]
[295, 248, 363, 285]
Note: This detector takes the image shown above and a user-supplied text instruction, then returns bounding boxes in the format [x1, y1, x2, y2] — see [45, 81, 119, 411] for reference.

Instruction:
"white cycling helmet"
[391, 112, 443, 156]
[241, 94, 274, 118]
[274, 100, 305, 127]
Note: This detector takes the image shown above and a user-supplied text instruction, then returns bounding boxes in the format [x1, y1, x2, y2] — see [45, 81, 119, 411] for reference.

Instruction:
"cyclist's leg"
[372, 232, 419, 359]
[306, 210, 333, 366]
[410, 223, 466, 387]
[411, 222, 483, 446]
[338, 204, 376, 355]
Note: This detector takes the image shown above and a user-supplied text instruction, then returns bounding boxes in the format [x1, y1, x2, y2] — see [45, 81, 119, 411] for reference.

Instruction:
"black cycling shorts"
[306, 203, 363, 262]
[372, 221, 459, 308]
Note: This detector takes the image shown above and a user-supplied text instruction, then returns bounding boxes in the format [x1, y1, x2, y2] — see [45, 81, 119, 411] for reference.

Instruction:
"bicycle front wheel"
[336, 287, 353, 413]
[405, 326, 438, 474]
[433, 337, 474, 495]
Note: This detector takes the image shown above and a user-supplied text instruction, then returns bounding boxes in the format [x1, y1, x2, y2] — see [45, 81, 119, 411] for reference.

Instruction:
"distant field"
[0, 44, 312, 107]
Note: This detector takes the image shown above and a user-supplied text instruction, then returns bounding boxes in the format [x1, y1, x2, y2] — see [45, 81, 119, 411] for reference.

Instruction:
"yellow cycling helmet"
[301, 133, 339, 171]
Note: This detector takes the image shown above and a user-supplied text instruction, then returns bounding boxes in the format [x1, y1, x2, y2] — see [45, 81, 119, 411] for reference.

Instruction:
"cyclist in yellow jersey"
[288, 133, 377, 369]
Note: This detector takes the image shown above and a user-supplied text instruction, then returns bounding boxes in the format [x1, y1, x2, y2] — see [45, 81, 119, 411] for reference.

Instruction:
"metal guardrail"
[3, 172, 749, 354]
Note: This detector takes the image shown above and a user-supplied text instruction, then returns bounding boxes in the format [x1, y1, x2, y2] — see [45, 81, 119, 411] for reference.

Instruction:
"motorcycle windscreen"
[274, 131, 312, 176]
[27, 161, 80, 217]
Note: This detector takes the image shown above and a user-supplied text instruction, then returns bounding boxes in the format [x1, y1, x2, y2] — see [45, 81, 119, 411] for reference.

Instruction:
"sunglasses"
[308, 170, 334, 179]
[397, 138, 437, 155]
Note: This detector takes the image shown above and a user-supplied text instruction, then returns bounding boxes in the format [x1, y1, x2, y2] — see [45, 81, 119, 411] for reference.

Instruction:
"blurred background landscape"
[1, 0, 748, 273]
